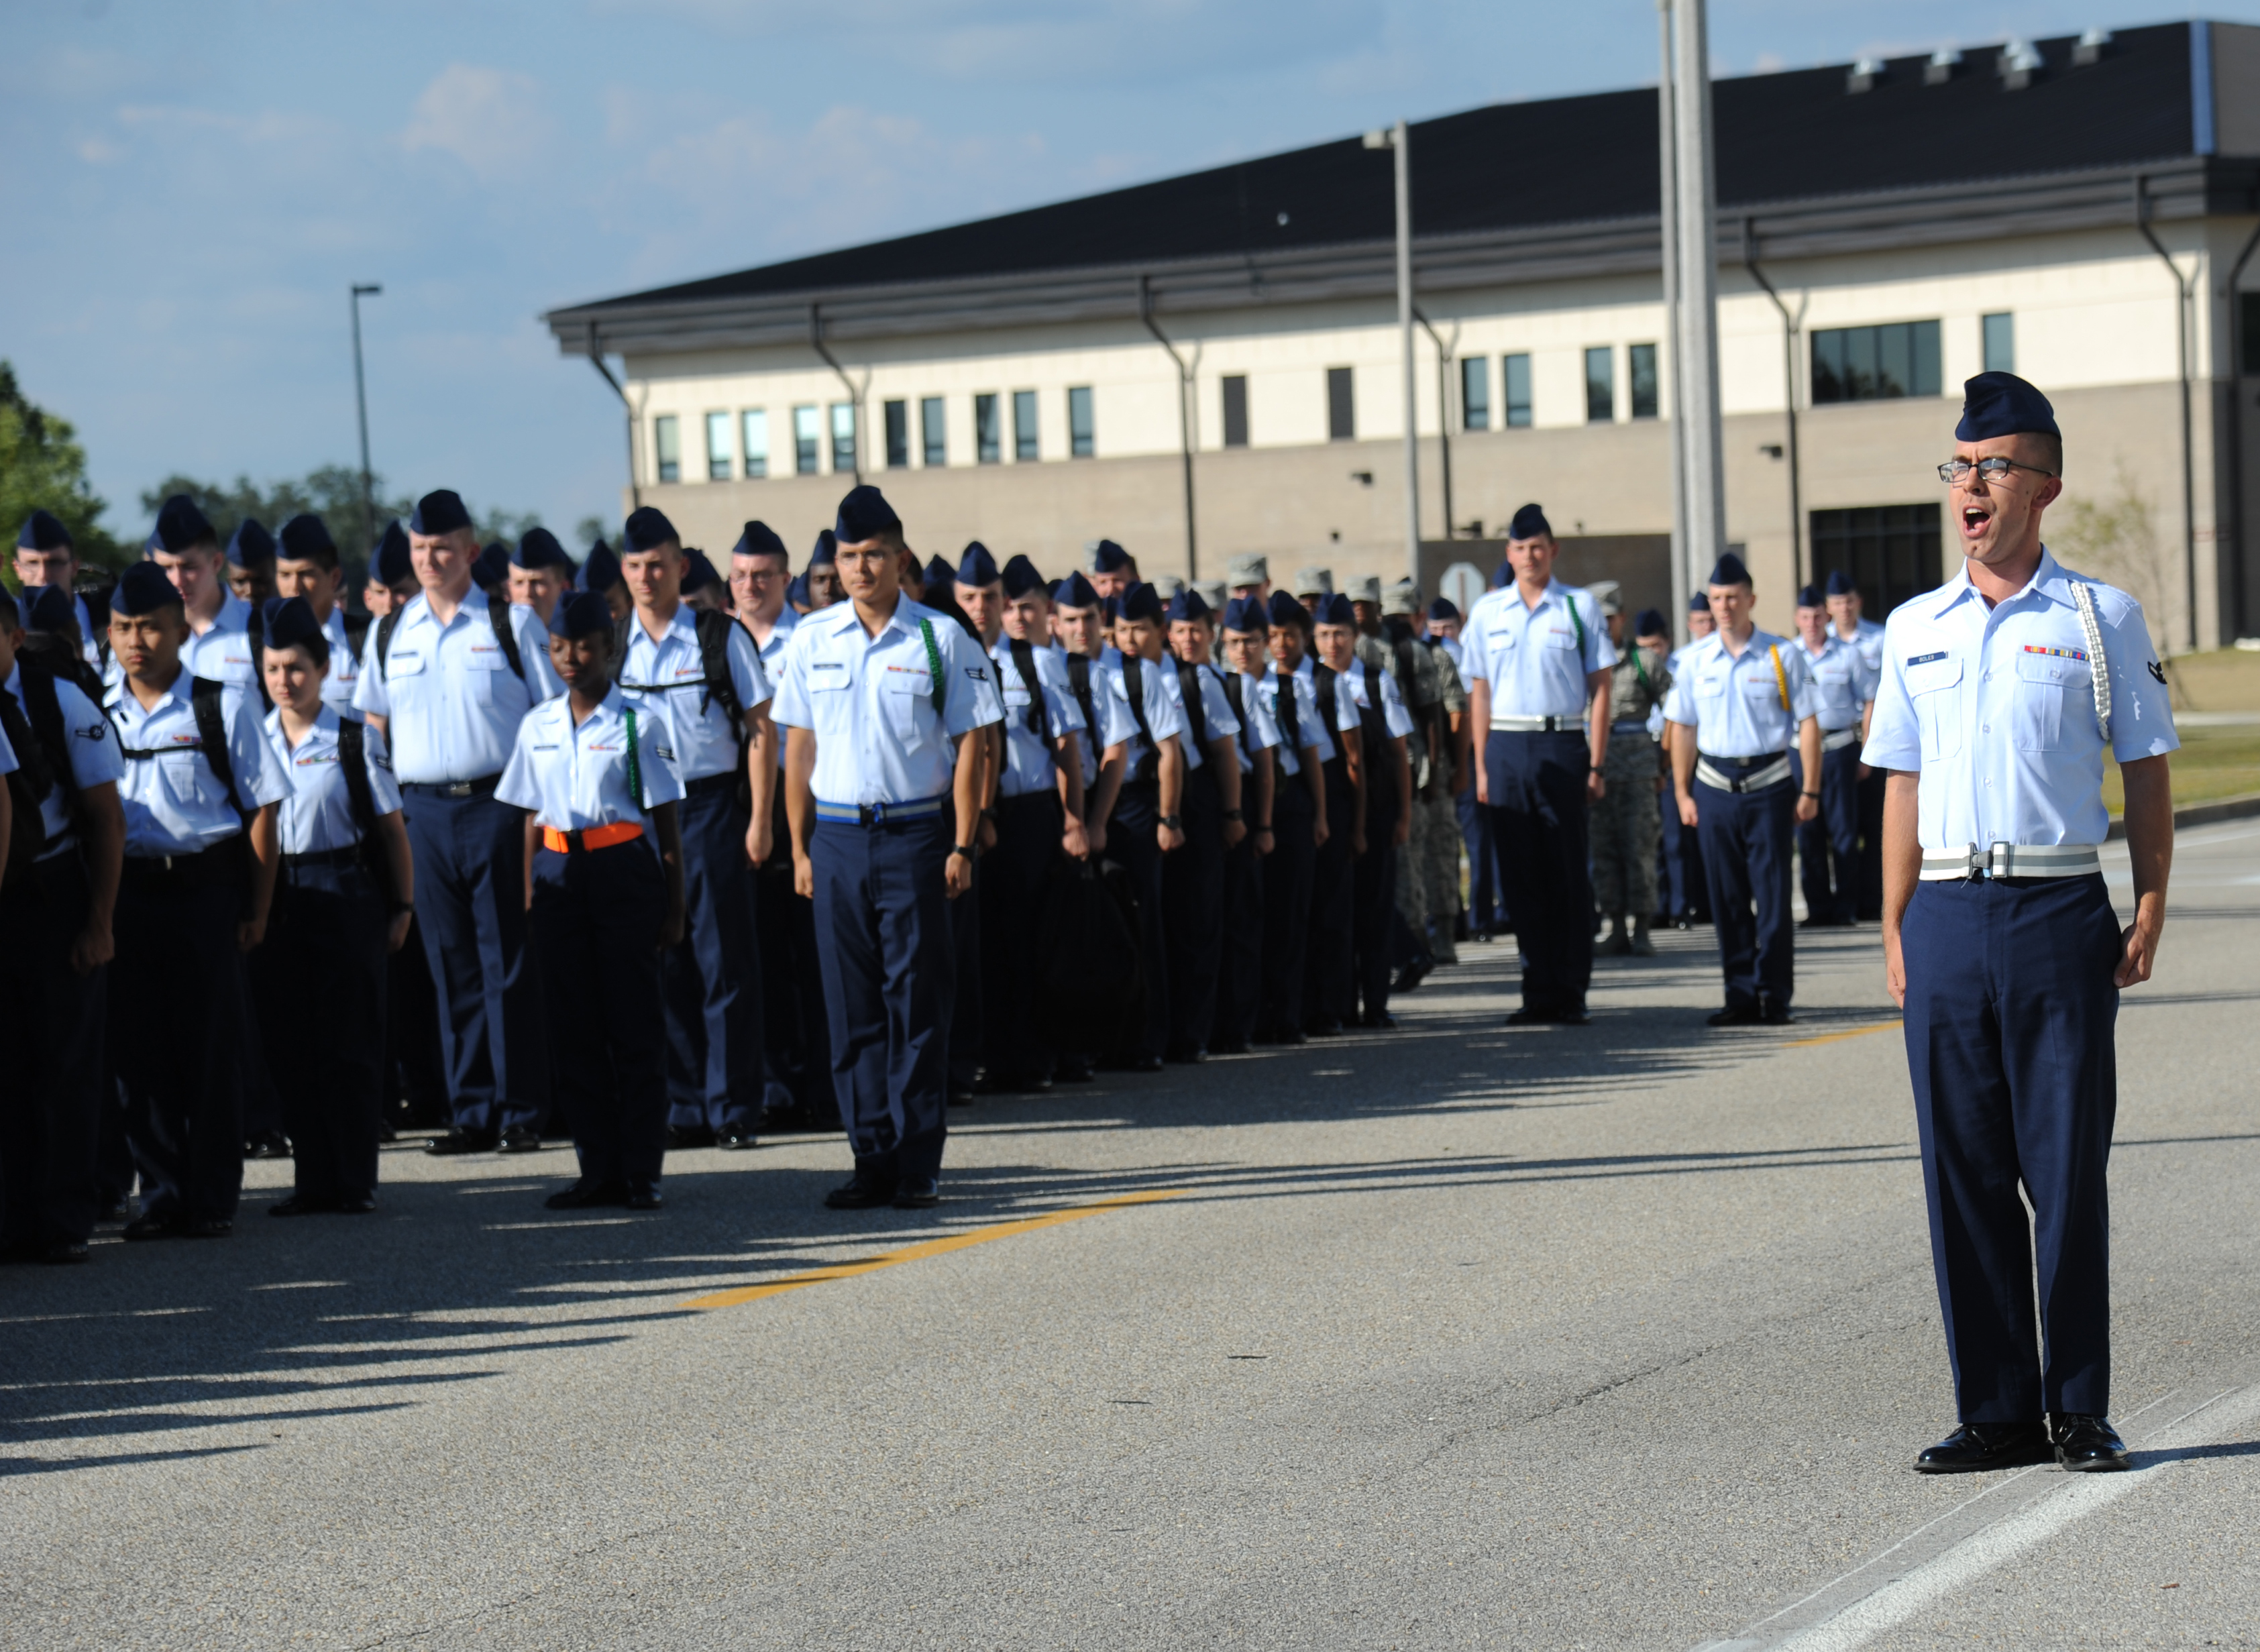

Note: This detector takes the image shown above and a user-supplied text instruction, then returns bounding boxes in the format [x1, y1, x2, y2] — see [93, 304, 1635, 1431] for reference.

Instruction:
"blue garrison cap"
[1508, 502, 1552, 541]
[732, 521, 787, 563]
[957, 541, 1000, 586]
[1825, 569, 1856, 598]
[1118, 582, 1163, 623]
[409, 490, 472, 536]
[1688, 588, 1712, 613]
[1428, 597, 1460, 624]
[1267, 589, 1309, 630]
[1634, 607, 1668, 637]
[1001, 554, 1046, 599]
[1312, 592, 1355, 627]
[786, 572, 811, 609]
[682, 549, 721, 594]
[1086, 539, 1132, 575]
[113, 561, 182, 616]
[1165, 589, 1211, 624]
[808, 529, 837, 567]
[549, 589, 613, 640]
[472, 542, 510, 592]
[1099, 597, 1123, 624]
[580, 540, 621, 593]
[373, 520, 413, 586]
[835, 484, 900, 543]
[1707, 552, 1752, 588]
[17, 509, 72, 551]
[1796, 583, 1823, 608]
[1491, 561, 1514, 589]
[225, 518, 274, 568]
[1222, 595, 1268, 632]
[513, 527, 573, 571]
[924, 554, 957, 590]
[1052, 571, 1098, 608]
[260, 595, 323, 653]
[1956, 372, 2059, 444]
[275, 514, 336, 565]
[150, 494, 215, 555]
[622, 505, 678, 552]
[23, 584, 76, 635]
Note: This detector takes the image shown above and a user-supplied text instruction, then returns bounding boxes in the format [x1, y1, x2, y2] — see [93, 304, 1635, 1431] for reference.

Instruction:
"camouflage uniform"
[1362, 624, 1465, 967]
[1590, 642, 1672, 940]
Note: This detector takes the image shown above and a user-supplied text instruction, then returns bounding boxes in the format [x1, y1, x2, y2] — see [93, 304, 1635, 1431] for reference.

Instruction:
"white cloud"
[401, 63, 555, 184]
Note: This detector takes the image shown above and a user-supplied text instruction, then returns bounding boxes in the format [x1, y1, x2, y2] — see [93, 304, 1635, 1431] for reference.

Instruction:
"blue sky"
[7, 2, 2254, 544]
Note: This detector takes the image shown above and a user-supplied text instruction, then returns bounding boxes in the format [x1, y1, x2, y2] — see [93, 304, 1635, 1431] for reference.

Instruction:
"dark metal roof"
[547, 21, 2257, 355]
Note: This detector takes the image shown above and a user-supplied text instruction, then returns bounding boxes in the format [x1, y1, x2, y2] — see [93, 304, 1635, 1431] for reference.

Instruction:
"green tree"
[0, 360, 127, 580]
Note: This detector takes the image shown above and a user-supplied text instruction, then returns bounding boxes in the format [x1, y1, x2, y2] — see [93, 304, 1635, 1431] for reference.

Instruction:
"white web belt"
[1918, 842, 2102, 881]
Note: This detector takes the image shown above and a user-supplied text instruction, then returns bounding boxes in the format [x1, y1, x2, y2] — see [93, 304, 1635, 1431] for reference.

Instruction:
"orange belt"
[541, 822, 645, 854]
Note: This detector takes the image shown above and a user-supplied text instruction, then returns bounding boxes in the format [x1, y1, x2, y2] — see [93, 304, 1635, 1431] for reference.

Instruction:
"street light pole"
[1658, 0, 1689, 641]
[1672, 0, 1727, 596]
[350, 283, 382, 555]
[1366, 119, 1419, 584]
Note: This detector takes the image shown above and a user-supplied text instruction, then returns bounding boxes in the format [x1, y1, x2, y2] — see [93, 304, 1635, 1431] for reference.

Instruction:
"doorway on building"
[1808, 504, 1943, 619]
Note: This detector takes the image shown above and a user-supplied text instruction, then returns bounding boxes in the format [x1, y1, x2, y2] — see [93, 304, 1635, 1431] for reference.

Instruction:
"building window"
[975, 394, 1001, 463]
[883, 400, 910, 470]
[1222, 376, 1249, 447]
[654, 415, 680, 484]
[741, 409, 768, 480]
[922, 397, 947, 466]
[1326, 367, 1354, 441]
[792, 406, 819, 476]
[1504, 354, 1533, 427]
[1013, 390, 1038, 461]
[706, 411, 732, 481]
[1809, 504, 1942, 620]
[1629, 343, 1659, 419]
[1584, 347, 1615, 423]
[1982, 312, 2015, 374]
[1460, 357, 1489, 431]
[1811, 321, 1943, 403]
[829, 402, 856, 474]
[1069, 386, 1095, 457]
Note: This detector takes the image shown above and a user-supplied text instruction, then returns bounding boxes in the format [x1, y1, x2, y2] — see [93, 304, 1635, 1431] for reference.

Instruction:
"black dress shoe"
[184, 1218, 232, 1239]
[1164, 1046, 1207, 1064]
[824, 1173, 899, 1211]
[892, 1176, 940, 1209]
[1550, 1009, 1592, 1026]
[1392, 953, 1434, 995]
[1052, 1059, 1095, 1083]
[1124, 1053, 1165, 1073]
[37, 1240, 91, 1264]
[1209, 1039, 1249, 1056]
[2051, 1414, 2131, 1472]
[545, 1178, 629, 1211]
[624, 1179, 663, 1212]
[1707, 1005, 1763, 1027]
[1760, 1003, 1796, 1026]
[268, 1195, 337, 1217]
[667, 1123, 716, 1150]
[335, 1195, 377, 1215]
[1913, 1419, 2053, 1474]
[497, 1125, 544, 1154]
[1304, 1017, 1344, 1038]
[425, 1128, 496, 1156]
[123, 1211, 185, 1242]
[244, 1131, 293, 1160]
[1360, 1011, 1399, 1030]
[717, 1130, 759, 1151]
[1503, 1007, 1552, 1026]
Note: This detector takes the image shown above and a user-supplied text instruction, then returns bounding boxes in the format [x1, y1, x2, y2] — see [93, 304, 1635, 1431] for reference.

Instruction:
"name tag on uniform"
[466, 645, 505, 671]
[390, 649, 427, 676]
[1003, 687, 1033, 708]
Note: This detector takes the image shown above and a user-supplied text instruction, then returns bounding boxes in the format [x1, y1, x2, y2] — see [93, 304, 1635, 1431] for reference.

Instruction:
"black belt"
[282, 845, 362, 869]
[682, 771, 739, 800]
[400, 773, 502, 798]
[121, 840, 243, 888]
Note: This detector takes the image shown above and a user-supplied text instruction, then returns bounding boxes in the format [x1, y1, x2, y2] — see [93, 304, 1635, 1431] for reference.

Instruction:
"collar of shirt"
[109, 669, 197, 730]
[752, 604, 798, 662]
[1922, 546, 2078, 624]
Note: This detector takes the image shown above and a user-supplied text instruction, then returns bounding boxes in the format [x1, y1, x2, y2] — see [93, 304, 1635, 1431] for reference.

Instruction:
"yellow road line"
[683, 1188, 1187, 1311]
[1786, 1020, 1902, 1048]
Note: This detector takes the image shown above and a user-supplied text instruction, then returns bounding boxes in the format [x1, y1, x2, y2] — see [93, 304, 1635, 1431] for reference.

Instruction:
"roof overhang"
[545, 156, 2254, 360]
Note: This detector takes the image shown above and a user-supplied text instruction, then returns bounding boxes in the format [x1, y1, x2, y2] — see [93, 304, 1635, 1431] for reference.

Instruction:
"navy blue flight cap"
[1634, 607, 1669, 637]
[682, 549, 721, 594]
[1086, 538, 1132, 574]
[513, 527, 573, 570]
[17, 508, 72, 551]
[226, 518, 275, 568]
[24, 584, 76, 635]
[549, 589, 613, 639]
[1508, 502, 1552, 541]
[1052, 571, 1098, 608]
[150, 494, 215, 555]
[1956, 372, 2059, 444]
[373, 520, 413, 586]
[409, 489, 473, 536]
[1118, 582, 1163, 622]
[1428, 597, 1460, 624]
[786, 572, 811, 608]
[260, 595, 323, 653]
[1688, 588, 1712, 614]
[580, 540, 621, 592]
[732, 521, 788, 563]
[1001, 554, 1046, 599]
[1267, 588, 1309, 629]
[622, 505, 678, 552]
[1222, 595, 1268, 632]
[275, 514, 336, 564]
[1100, 597, 1123, 625]
[114, 561, 183, 616]
[835, 484, 900, 543]
[925, 554, 957, 590]
[1707, 552, 1752, 588]
[1796, 583, 1823, 608]
[1164, 589, 1210, 624]
[472, 542, 510, 592]
[1491, 561, 1513, 589]
[808, 529, 837, 567]
[1825, 569, 1856, 598]
[957, 541, 1000, 587]
[1311, 592, 1355, 628]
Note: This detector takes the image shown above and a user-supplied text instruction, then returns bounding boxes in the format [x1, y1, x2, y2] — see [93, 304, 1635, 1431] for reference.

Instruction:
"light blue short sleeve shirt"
[990, 636, 1085, 798]
[1797, 632, 1880, 732]
[1461, 580, 1618, 716]
[619, 605, 775, 784]
[497, 684, 684, 830]
[184, 594, 259, 691]
[320, 608, 363, 720]
[264, 706, 403, 855]
[107, 672, 292, 857]
[352, 593, 566, 784]
[1661, 629, 1819, 758]
[6, 663, 125, 857]
[1258, 666, 1328, 776]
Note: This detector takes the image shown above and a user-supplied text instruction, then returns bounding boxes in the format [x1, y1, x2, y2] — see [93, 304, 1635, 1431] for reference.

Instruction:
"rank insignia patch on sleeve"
[2148, 660, 2167, 683]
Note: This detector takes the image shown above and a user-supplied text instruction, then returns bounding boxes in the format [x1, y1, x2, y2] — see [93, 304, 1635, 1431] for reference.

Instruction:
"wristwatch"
[1160, 814, 1183, 830]
[951, 843, 976, 860]
[1801, 789, 1821, 800]
[1222, 808, 1244, 822]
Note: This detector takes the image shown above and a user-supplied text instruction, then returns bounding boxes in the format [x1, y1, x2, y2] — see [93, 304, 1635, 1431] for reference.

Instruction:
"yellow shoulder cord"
[1768, 645, 1790, 714]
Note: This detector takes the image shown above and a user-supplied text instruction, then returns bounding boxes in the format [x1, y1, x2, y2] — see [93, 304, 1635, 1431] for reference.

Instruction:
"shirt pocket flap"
[881, 669, 932, 696]
[1904, 656, 1963, 696]
[464, 645, 507, 671]
[387, 648, 427, 677]
[2015, 650, 2090, 688]
[1541, 626, 1577, 650]
[1002, 686, 1034, 708]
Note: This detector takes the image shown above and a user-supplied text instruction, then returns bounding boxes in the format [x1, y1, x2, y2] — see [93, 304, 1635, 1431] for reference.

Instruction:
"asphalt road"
[5, 823, 2257, 1651]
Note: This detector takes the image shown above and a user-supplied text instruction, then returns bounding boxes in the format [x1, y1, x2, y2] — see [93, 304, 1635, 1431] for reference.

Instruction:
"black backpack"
[614, 606, 751, 804]
[1, 667, 62, 874]
[1118, 656, 1162, 785]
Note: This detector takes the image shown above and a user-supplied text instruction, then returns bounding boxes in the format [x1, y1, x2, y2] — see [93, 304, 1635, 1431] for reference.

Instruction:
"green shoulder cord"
[918, 618, 947, 716]
[623, 706, 645, 812]
[1568, 592, 1586, 657]
[1631, 643, 1653, 700]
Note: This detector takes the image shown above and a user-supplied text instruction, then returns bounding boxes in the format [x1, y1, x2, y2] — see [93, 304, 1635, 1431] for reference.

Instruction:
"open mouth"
[1959, 504, 1993, 541]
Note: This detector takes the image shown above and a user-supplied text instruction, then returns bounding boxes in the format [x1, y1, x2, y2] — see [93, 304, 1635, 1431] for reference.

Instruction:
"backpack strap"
[189, 675, 248, 825]
[1066, 653, 1099, 742]
[1007, 639, 1044, 735]
[376, 609, 400, 681]
[1119, 656, 1161, 783]
[1, 667, 59, 805]
[1313, 663, 1340, 761]
[623, 706, 646, 813]
[335, 716, 377, 844]
[487, 591, 527, 681]
[341, 608, 370, 665]
[0, 675, 55, 870]
[1222, 668, 1254, 763]
[1174, 659, 1212, 750]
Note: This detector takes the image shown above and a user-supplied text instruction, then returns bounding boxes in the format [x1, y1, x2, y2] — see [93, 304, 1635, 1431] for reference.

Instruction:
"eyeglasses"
[1937, 455, 2056, 485]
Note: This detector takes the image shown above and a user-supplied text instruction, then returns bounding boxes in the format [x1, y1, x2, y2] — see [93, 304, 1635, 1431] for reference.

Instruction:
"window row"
[651, 388, 1096, 482]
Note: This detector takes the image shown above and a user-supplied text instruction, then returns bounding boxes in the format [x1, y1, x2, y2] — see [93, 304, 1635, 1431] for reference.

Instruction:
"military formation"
[0, 370, 2180, 1477]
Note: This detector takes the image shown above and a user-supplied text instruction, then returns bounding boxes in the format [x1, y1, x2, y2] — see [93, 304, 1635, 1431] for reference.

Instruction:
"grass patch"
[2106, 724, 2260, 816]
[2165, 647, 2260, 714]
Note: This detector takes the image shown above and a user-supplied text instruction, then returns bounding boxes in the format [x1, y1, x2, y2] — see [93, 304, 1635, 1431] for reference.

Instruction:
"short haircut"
[266, 629, 332, 672]
[2029, 431, 2064, 477]
[276, 541, 339, 572]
